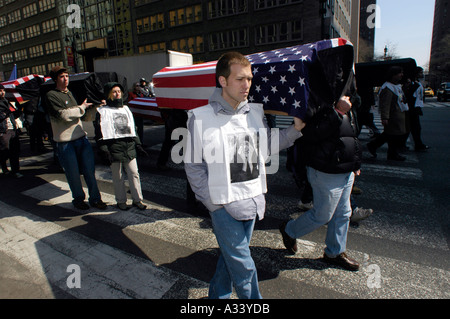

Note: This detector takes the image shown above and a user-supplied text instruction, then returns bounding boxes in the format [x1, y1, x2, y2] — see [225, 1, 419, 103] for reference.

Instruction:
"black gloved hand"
[136, 144, 149, 157]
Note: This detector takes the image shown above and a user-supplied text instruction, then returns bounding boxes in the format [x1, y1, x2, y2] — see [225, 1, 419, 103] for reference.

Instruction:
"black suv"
[437, 82, 450, 102]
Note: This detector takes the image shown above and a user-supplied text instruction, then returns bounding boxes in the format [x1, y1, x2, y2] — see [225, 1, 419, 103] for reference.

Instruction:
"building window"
[171, 36, 204, 53]
[209, 28, 248, 51]
[39, 0, 56, 12]
[14, 49, 28, 61]
[26, 24, 41, 39]
[208, 0, 248, 19]
[0, 15, 7, 28]
[1, 52, 13, 64]
[45, 40, 61, 54]
[23, 3, 38, 18]
[138, 42, 166, 54]
[29, 45, 44, 58]
[42, 18, 58, 33]
[255, 0, 302, 10]
[0, 34, 10, 47]
[136, 13, 164, 33]
[8, 9, 21, 24]
[255, 20, 302, 45]
[169, 5, 202, 27]
[31, 64, 46, 75]
[11, 30, 25, 43]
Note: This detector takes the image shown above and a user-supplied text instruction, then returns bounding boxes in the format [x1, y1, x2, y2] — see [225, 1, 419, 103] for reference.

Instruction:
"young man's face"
[219, 63, 253, 108]
[0, 88, 5, 99]
[56, 72, 69, 89]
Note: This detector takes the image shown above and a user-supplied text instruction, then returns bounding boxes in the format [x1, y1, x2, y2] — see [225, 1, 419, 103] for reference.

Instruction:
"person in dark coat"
[0, 83, 22, 177]
[280, 94, 362, 272]
[95, 82, 148, 210]
[367, 66, 408, 161]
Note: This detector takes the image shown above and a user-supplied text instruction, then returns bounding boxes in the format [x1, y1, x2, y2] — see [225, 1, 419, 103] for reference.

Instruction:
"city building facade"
[429, 0, 450, 88]
[1, 0, 358, 80]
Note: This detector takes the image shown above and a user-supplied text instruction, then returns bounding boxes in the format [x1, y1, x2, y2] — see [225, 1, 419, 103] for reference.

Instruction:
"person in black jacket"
[95, 82, 148, 210]
[0, 84, 22, 177]
[280, 95, 362, 271]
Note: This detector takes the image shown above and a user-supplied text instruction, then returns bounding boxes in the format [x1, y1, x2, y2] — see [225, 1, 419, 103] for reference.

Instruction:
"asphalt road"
[0, 99, 449, 308]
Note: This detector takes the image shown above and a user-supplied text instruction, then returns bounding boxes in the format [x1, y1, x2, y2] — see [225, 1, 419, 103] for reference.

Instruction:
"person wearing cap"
[94, 82, 148, 210]
[45, 66, 107, 210]
[138, 78, 151, 97]
[0, 83, 23, 177]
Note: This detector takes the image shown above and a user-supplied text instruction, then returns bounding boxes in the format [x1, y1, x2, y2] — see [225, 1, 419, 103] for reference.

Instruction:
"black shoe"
[367, 142, 377, 158]
[322, 252, 360, 271]
[91, 200, 107, 210]
[73, 201, 90, 210]
[279, 221, 297, 255]
[387, 154, 406, 161]
[132, 201, 147, 210]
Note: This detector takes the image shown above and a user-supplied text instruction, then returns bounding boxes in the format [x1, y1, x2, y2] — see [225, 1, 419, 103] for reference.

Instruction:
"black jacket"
[0, 98, 18, 133]
[301, 106, 361, 174]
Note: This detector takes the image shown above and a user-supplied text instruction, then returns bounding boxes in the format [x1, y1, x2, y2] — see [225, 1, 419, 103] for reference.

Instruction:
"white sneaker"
[350, 207, 373, 222]
[297, 200, 313, 210]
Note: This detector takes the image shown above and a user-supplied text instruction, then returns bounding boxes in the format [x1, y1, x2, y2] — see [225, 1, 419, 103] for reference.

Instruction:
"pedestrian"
[404, 67, 429, 152]
[138, 78, 152, 97]
[128, 82, 142, 100]
[184, 52, 304, 299]
[367, 66, 409, 161]
[0, 83, 22, 178]
[94, 82, 147, 211]
[279, 94, 362, 272]
[45, 66, 107, 210]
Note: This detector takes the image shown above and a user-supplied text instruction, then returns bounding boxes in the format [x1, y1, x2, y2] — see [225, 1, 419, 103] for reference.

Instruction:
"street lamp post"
[65, 32, 81, 73]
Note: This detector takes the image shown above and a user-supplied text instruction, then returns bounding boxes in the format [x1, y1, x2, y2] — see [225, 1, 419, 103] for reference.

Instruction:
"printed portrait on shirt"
[113, 113, 131, 135]
[228, 132, 259, 183]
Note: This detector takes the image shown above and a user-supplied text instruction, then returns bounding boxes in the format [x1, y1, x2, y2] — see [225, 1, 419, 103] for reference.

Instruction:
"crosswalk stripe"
[11, 178, 448, 299]
[0, 199, 208, 299]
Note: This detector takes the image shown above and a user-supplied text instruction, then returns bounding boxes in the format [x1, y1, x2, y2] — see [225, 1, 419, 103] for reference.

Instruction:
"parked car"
[424, 87, 434, 97]
[437, 82, 450, 101]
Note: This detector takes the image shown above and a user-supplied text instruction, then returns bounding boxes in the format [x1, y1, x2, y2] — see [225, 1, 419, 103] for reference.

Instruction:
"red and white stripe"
[1, 74, 51, 103]
[127, 97, 162, 122]
[153, 61, 217, 110]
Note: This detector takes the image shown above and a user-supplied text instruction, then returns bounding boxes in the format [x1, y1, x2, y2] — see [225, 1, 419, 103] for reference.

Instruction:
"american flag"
[1, 74, 50, 103]
[153, 38, 353, 119]
[127, 97, 162, 122]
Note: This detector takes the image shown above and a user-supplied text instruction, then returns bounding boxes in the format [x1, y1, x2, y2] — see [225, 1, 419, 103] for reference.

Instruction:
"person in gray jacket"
[184, 52, 304, 299]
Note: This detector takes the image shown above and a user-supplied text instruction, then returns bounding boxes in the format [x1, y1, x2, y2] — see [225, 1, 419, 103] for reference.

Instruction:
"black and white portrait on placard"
[228, 132, 259, 183]
[113, 113, 131, 135]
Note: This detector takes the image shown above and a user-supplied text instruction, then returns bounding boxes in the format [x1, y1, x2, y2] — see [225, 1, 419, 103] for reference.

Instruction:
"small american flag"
[1, 74, 51, 103]
[151, 38, 353, 119]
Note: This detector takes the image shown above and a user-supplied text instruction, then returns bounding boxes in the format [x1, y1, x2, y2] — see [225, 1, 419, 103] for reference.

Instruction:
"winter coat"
[378, 86, 407, 136]
[94, 82, 142, 163]
[301, 106, 361, 174]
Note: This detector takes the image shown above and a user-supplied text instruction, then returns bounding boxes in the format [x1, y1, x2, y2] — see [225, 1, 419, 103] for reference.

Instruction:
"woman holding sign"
[95, 82, 148, 210]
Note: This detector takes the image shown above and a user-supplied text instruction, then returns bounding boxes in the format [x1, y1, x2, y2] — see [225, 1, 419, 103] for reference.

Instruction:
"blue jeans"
[209, 208, 262, 299]
[286, 167, 354, 257]
[56, 136, 101, 205]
